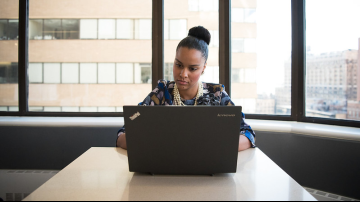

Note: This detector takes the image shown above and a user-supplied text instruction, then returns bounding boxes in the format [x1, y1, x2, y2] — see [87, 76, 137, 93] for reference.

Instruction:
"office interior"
[0, 0, 360, 201]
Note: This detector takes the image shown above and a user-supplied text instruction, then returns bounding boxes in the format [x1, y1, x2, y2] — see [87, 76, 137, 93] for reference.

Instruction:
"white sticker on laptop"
[130, 112, 141, 121]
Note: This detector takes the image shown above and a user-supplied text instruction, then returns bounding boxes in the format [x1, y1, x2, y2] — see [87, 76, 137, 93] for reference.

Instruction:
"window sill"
[0, 117, 359, 142]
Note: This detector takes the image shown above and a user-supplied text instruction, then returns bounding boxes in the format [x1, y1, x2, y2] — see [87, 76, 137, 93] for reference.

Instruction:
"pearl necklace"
[173, 82, 203, 106]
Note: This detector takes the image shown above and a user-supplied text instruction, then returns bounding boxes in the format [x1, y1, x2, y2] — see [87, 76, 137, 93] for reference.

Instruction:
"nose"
[180, 68, 189, 78]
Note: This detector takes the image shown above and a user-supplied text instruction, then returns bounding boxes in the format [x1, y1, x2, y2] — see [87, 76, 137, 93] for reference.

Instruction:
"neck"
[178, 83, 199, 100]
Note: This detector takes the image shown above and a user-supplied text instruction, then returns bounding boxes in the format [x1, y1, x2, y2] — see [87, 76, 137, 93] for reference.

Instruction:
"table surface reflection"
[23, 147, 316, 201]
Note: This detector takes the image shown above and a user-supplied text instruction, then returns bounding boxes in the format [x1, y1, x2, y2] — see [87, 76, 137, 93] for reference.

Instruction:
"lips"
[177, 80, 188, 85]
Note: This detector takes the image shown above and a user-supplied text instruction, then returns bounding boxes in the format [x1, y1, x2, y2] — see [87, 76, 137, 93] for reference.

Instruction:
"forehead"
[176, 47, 205, 64]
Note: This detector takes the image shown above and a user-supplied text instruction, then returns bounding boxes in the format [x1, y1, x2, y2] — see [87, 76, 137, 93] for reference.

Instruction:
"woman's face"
[173, 47, 206, 91]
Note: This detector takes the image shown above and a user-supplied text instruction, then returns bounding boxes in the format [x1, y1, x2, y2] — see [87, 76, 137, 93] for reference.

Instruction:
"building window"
[209, 30, 219, 48]
[44, 63, 61, 84]
[188, 0, 218, 12]
[232, 38, 256, 53]
[135, 19, 152, 40]
[116, 63, 134, 84]
[165, 19, 187, 40]
[232, 8, 257, 23]
[98, 63, 116, 84]
[0, 20, 7, 40]
[44, 19, 62, 40]
[98, 19, 116, 39]
[29, 63, 43, 83]
[80, 19, 98, 39]
[202, 66, 219, 83]
[62, 63, 79, 84]
[164, 63, 174, 81]
[116, 19, 134, 39]
[62, 19, 80, 39]
[29, 19, 43, 40]
[135, 63, 152, 84]
[0, 63, 18, 84]
[80, 63, 97, 84]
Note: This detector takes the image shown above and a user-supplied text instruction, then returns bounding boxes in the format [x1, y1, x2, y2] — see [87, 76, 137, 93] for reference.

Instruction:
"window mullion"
[219, 0, 231, 96]
[291, 0, 306, 121]
[18, 0, 29, 115]
[152, 0, 164, 90]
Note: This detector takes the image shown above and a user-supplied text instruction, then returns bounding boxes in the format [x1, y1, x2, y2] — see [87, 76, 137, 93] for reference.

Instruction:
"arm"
[116, 132, 127, 150]
[238, 135, 252, 151]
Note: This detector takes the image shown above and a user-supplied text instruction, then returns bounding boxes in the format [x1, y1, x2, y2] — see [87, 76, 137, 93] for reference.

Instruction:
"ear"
[202, 63, 207, 75]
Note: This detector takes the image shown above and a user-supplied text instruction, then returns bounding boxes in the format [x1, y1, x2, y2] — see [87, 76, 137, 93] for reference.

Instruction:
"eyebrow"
[175, 59, 201, 67]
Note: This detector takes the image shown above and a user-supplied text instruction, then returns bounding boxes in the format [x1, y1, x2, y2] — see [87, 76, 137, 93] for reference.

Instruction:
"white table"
[23, 147, 316, 201]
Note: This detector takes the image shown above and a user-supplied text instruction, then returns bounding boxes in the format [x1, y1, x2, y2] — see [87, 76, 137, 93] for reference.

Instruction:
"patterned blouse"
[117, 80, 256, 147]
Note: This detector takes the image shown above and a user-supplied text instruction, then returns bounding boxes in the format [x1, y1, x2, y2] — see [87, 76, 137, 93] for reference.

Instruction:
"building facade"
[0, 0, 257, 112]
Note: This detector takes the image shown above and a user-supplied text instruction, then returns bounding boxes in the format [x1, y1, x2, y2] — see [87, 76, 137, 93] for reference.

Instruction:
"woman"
[117, 26, 256, 151]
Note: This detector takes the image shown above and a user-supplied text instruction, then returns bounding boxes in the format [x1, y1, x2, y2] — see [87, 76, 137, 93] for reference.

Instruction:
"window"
[80, 63, 97, 84]
[62, 19, 80, 39]
[168, 19, 187, 40]
[164, 63, 173, 81]
[28, 0, 152, 112]
[0, 20, 7, 40]
[44, 19, 62, 40]
[29, 63, 43, 83]
[188, 0, 218, 12]
[117, 19, 134, 39]
[165, 0, 219, 84]
[29, 19, 43, 40]
[98, 63, 116, 84]
[136, 19, 152, 40]
[232, 8, 257, 23]
[62, 63, 79, 84]
[80, 19, 98, 39]
[98, 19, 116, 39]
[44, 63, 61, 84]
[0, 1, 18, 112]
[306, 0, 360, 121]
[231, 0, 291, 115]
[116, 63, 134, 84]
[8, 20, 18, 40]
[0, 63, 18, 83]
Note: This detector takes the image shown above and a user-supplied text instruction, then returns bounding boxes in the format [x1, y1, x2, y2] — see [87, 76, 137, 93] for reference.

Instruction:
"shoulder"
[202, 82, 226, 93]
[157, 80, 175, 89]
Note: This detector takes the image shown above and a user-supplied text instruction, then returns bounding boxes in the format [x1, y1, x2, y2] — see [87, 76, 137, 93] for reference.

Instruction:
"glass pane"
[80, 19, 98, 39]
[62, 19, 79, 39]
[116, 19, 133, 39]
[0, 20, 8, 40]
[62, 63, 79, 84]
[29, 19, 43, 40]
[43, 63, 61, 84]
[29, 0, 152, 112]
[98, 19, 116, 39]
[44, 19, 62, 40]
[231, 0, 291, 115]
[116, 63, 134, 84]
[306, 0, 360, 121]
[98, 63, 116, 84]
[29, 63, 43, 83]
[0, 0, 19, 111]
[165, 0, 219, 83]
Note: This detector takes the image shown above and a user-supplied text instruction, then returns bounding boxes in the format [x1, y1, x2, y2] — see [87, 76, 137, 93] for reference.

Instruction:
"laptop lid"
[124, 106, 242, 175]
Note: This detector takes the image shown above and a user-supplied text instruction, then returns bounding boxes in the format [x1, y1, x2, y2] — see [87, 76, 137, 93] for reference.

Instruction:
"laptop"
[123, 106, 242, 175]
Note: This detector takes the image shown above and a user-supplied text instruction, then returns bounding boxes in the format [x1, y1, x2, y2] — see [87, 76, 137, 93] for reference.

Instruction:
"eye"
[190, 67, 198, 71]
[175, 63, 182, 68]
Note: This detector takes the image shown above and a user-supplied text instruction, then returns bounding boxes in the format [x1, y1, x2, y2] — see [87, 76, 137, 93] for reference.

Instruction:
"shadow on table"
[122, 173, 239, 201]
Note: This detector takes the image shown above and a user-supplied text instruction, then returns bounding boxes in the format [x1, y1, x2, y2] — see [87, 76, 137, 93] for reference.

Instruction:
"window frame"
[0, 0, 359, 128]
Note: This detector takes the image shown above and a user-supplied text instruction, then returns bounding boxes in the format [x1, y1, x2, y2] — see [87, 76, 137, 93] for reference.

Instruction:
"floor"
[0, 170, 358, 201]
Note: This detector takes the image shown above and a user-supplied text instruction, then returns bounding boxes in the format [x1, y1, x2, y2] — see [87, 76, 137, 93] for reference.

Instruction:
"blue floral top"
[117, 80, 256, 147]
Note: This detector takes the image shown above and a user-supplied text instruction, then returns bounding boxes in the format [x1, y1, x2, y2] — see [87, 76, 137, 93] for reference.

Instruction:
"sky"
[255, 0, 360, 95]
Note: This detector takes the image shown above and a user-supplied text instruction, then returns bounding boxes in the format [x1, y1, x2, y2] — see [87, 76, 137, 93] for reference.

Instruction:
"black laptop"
[123, 106, 242, 175]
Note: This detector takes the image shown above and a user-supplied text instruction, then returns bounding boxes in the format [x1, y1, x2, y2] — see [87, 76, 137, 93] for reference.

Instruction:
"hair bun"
[188, 26, 211, 45]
